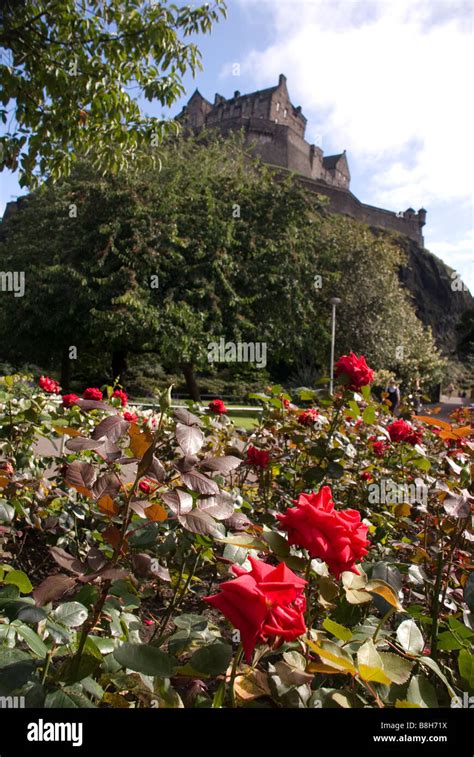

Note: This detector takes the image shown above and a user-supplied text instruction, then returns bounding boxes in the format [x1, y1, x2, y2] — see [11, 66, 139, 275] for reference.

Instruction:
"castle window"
[284, 108, 288, 117]
[276, 102, 280, 112]
[275, 118, 278, 123]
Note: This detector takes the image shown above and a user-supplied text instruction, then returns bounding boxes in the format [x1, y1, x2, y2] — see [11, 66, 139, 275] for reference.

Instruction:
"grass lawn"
[131, 398, 261, 429]
[228, 413, 259, 429]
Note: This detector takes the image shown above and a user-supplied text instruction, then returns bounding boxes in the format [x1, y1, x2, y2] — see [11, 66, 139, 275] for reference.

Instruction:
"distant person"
[446, 382, 455, 398]
[413, 376, 422, 412]
[385, 379, 401, 414]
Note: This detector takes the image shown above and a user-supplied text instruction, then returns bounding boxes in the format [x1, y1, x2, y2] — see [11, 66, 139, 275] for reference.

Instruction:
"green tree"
[457, 308, 474, 360]
[0, 132, 443, 397]
[0, 0, 226, 187]
[0, 134, 330, 395]
[315, 216, 445, 383]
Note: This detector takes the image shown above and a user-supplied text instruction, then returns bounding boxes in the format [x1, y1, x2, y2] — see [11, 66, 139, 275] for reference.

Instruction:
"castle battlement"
[177, 74, 426, 245]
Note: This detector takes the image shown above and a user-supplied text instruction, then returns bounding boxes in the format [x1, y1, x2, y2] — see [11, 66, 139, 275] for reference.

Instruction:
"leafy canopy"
[0, 0, 226, 187]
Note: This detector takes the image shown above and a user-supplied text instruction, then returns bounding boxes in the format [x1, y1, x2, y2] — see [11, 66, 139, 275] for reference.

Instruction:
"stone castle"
[178, 74, 427, 245]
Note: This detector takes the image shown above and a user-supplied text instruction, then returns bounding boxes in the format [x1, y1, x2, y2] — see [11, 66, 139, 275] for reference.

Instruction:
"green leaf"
[190, 643, 233, 676]
[212, 680, 226, 708]
[57, 654, 101, 685]
[4, 570, 32, 594]
[419, 655, 456, 697]
[378, 652, 414, 685]
[362, 405, 376, 424]
[0, 657, 38, 695]
[347, 400, 360, 419]
[0, 501, 14, 523]
[412, 457, 430, 471]
[396, 619, 424, 654]
[357, 640, 391, 684]
[327, 461, 344, 479]
[458, 649, 474, 688]
[53, 602, 88, 628]
[0, 646, 30, 666]
[16, 624, 48, 658]
[303, 466, 326, 484]
[44, 687, 97, 708]
[113, 643, 176, 677]
[406, 674, 438, 708]
[306, 638, 357, 675]
[395, 699, 421, 708]
[263, 531, 290, 557]
[88, 635, 115, 654]
[436, 631, 464, 651]
[322, 618, 353, 642]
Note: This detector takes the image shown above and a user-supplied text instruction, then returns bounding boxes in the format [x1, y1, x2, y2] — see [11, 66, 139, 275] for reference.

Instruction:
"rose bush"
[0, 359, 472, 710]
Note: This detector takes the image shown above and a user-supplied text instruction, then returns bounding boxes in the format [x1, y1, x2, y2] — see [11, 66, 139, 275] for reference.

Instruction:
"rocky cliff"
[395, 236, 473, 355]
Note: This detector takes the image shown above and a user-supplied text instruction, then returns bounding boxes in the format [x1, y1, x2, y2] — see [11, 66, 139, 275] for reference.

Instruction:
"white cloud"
[228, 0, 473, 291]
[429, 233, 474, 291]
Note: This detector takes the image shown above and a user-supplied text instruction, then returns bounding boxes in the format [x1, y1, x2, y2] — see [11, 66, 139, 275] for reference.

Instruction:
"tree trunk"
[60, 347, 71, 391]
[180, 362, 200, 401]
[112, 350, 128, 384]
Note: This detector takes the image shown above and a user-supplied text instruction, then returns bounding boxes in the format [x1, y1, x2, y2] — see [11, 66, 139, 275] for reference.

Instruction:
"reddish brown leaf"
[102, 525, 125, 551]
[33, 574, 77, 606]
[181, 470, 219, 495]
[176, 423, 204, 456]
[92, 416, 130, 443]
[64, 460, 96, 497]
[98, 494, 119, 516]
[173, 408, 202, 426]
[49, 547, 84, 575]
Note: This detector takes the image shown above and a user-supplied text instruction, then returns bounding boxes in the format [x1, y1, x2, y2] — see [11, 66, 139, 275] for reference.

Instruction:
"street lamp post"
[329, 297, 341, 395]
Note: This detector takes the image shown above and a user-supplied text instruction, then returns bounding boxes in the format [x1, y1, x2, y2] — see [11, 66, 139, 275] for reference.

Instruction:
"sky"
[1, 0, 473, 292]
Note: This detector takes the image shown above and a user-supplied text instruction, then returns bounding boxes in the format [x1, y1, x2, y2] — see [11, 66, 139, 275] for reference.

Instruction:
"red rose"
[372, 440, 388, 457]
[387, 419, 422, 445]
[208, 398, 228, 415]
[62, 393, 80, 408]
[246, 445, 270, 469]
[298, 408, 319, 426]
[277, 486, 370, 580]
[360, 471, 373, 481]
[335, 352, 374, 391]
[123, 411, 138, 423]
[112, 389, 128, 407]
[0, 461, 14, 475]
[204, 557, 306, 661]
[139, 479, 153, 495]
[39, 376, 61, 394]
[83, 387, 103, 401]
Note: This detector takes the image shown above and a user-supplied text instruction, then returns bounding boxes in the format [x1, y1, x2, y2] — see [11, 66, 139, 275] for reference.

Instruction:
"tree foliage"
[0, 0, 226, 186]
[317, 219, 445, 385]
[0, 132, 444, 394]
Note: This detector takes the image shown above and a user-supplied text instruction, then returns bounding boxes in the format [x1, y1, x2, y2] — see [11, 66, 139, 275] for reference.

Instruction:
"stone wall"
[298, 176, 426, 245]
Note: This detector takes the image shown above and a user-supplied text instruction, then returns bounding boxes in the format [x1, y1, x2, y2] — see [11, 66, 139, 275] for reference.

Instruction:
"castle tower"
[175, 76, 426, 245]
